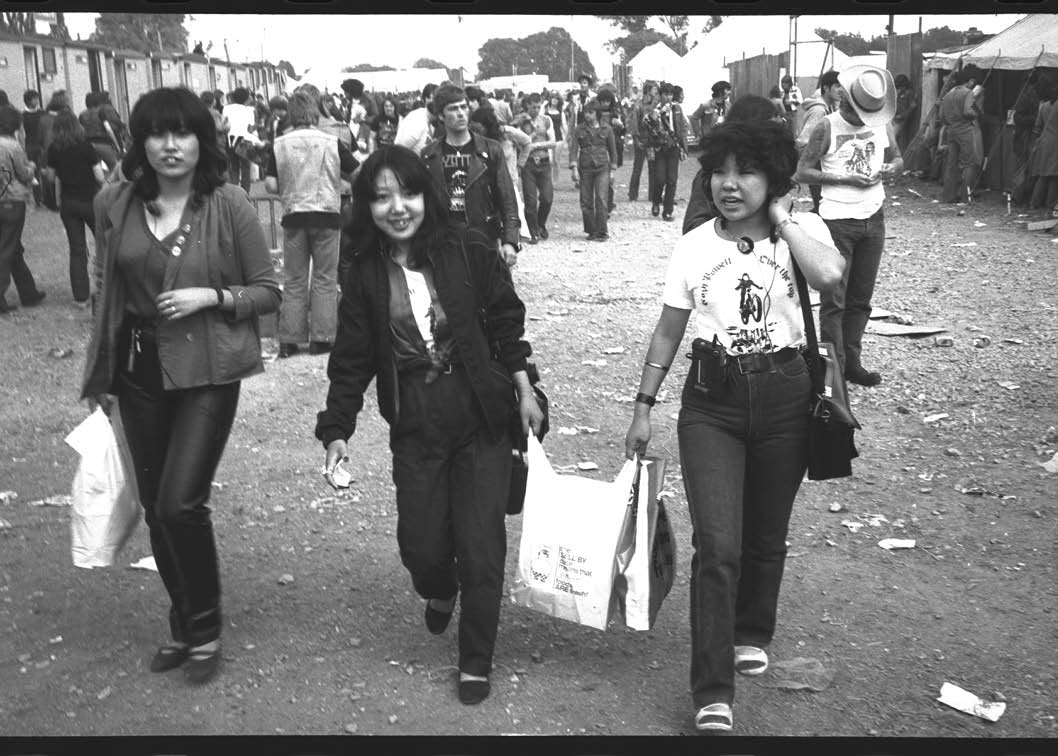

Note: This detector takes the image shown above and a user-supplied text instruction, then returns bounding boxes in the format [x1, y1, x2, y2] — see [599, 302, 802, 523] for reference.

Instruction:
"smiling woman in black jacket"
[315, 145, 543, 706]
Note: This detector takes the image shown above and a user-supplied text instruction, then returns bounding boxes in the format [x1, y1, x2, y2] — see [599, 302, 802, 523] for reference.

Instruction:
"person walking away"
[627, 82, 658, 201]
[938, 66, 984, 204]
[264, 92, 359, 358]
[0, 105, 45, 314]
[80, 88, 281, 683]
[795, 70, 844, 213]
[569, 98, 616, 241]
[223, 87, 262, 195]
[644, 82, 687, 221]
[21, 90, 44, 207]
[422, 84, 521, 266]
[795, 64, 902, 387]
[45, 110, 106, 306]
[79, 92, 121, 173]
[316, 145, 543, 706]
[625, 118, 843, 733]
[520, 94, 558, 244]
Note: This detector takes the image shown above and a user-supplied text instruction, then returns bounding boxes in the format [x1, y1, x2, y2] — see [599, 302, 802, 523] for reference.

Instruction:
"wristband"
[215, 287, 225, 307]
[644, 361, 669, 372]
[635, 392, 656, 407]
[775, 216, 799, 236]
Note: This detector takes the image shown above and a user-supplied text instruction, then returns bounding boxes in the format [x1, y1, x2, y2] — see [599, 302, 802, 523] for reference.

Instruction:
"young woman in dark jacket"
[316, 145, 543, 705]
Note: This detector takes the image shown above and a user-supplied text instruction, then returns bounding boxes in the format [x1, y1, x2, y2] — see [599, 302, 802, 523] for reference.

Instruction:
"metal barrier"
[251, 195, 283, 251]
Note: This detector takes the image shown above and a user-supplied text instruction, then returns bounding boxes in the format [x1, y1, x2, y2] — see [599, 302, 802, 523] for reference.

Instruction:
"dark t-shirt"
[371, 115, 399, 148]
[79, 107, 108, 143]
[441, 140, 473, 216]
[47, 141, 100, 203]
[23, 110, 44, 150]
[116, 201, 177, 319]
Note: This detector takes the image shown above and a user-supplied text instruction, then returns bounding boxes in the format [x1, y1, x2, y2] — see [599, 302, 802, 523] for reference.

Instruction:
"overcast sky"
[63, 13, 1026, 78]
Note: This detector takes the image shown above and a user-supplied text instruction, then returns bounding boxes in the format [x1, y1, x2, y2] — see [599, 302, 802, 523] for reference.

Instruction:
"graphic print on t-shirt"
[442, 142, 472, 214]
[835, 130, 877, 177]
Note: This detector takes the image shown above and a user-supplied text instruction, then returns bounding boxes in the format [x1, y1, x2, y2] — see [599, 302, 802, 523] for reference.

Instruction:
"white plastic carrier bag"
[65, 406, 140, 568]
[510, 435, 636, 630]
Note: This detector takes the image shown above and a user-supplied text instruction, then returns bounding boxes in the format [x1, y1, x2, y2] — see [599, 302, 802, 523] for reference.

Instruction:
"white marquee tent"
[927, 13, 1058, 70]
[626, 41, 685, 89]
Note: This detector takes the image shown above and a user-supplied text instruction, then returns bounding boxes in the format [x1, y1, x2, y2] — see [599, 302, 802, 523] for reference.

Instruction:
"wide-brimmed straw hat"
[837, 65, 896, 127]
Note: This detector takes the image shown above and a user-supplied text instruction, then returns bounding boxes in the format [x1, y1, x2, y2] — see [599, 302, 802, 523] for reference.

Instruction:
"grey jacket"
[273, 127, 342, 216]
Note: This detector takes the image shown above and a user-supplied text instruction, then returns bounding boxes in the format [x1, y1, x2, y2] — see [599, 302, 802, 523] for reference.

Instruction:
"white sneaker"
[694, 702, 733, 732]
[734, 645, 769, 676]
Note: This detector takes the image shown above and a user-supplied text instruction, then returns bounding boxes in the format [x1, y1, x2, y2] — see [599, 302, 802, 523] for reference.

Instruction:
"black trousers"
[59, 197, 95, 302]
[0, 200, 40, 310]
[115, 321, 240, 647]
[390, 364, 511, 677]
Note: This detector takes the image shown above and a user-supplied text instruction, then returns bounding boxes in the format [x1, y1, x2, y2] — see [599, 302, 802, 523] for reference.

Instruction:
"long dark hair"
[121, 87, 227, 208]
[49, 110, 86, 151]
[348, 145, 451, 268]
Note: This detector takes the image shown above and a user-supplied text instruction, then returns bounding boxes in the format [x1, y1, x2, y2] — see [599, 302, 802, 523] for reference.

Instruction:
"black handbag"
[507, 362, 549, 516]
[792, 258, 861, 480]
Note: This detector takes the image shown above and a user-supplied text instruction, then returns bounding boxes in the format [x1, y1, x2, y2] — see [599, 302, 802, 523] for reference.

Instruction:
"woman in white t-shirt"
[624, 119, 844, 734]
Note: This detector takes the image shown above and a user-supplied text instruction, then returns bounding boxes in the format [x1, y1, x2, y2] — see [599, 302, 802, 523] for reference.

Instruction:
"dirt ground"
[1, 152, 1056, 746]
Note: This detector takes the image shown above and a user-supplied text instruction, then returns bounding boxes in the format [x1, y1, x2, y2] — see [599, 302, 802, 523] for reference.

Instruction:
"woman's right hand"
[87, 393, 114, 415]
[324, 439, 349, 489]
[625, 415, 652, 460]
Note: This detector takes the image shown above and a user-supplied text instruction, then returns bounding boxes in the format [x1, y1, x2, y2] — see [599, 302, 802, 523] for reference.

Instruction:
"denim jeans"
[390, 365, 511, 677]
[0, 200, 40, 309]
[677, 355, 810, 708]
[520, 159, 553, 238]
[60, 196, 96, 302]
[941, 126, 981, 203]
[578, 166, 609, 237]
[278, 224, 339, 344]
[651, 147, 681, 215]
[115, 321, 240, 647]
[821, 210, 886, 372]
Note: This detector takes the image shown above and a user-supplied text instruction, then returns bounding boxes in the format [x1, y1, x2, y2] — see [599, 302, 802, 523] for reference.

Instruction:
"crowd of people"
[0, 58, 1018, 732]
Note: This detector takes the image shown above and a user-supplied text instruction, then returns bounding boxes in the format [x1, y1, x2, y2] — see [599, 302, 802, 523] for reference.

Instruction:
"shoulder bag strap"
[790, 255, 824, 397]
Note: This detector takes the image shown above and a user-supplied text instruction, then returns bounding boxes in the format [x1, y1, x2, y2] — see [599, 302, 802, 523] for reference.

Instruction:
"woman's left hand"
[519, 392, 545, 439]
[155, 287, 218, 321]
[767, 186, 799, 225]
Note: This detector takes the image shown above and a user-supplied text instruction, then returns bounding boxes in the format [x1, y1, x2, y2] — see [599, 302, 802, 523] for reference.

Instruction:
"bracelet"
[635, 392, 656, 407]
[644, 361, 669, 372]
[775, 216, 799, 236]
[215, 287, 225, 307]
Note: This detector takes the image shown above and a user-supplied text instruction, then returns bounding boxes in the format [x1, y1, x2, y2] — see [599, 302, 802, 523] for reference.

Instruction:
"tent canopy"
[928, 14, 1058, 70]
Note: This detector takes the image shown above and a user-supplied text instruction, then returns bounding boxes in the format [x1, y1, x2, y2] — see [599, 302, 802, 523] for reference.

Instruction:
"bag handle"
[790, 254, 825, 397]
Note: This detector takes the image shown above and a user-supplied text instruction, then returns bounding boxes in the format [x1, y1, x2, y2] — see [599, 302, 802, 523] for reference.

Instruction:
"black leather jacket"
[315, 228, 531, 448]
[421, 132, 521, 249]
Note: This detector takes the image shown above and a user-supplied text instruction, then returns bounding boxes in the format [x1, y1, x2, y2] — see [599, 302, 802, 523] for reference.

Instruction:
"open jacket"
[81, 182, 281, 398]
[314, 228, 531, 449]
[421, 132, 521, 248]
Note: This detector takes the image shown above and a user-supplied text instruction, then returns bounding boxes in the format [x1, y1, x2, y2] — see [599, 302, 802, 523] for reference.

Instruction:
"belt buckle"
[737, 352, 774, 375]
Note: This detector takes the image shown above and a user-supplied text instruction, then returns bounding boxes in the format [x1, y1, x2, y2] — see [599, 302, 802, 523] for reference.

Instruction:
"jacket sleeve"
[490, 142, 521, 247]
[226, 189, 282, 321]
[470, 237, 530, 376]
[315, 265, 378, 448]
[682, 169, 716, 235]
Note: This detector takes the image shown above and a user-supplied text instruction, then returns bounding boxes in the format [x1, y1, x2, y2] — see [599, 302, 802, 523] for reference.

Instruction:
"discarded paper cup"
[934, 336, 954, 347]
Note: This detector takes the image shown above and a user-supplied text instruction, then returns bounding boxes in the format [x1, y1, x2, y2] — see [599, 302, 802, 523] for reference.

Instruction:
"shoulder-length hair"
[348, 145, 451, 269]
[121, 87, 227, 208]
[50, 110, 86, 151]
[697, 120, 798, 201]
[286, 91, 319, 128]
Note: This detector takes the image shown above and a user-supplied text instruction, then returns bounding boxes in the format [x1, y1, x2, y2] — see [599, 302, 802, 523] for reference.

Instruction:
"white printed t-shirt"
[662, 214, 836, 355]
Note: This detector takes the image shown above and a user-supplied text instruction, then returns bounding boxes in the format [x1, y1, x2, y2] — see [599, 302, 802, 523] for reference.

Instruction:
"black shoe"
[308, 341, 332, 356]
[22, 291, 45, 307]
[527, 234, 539, 245]
[278, 343, 299, 359]
[651, 203, 660, 217]
[591, 233, 609, 242]
[424, 599, 454, 635]
[149, 643, 189, 672]
[662, 214, 674, 222]
[845, 365, 882, 387]
[538, 226, 549, 240]
[458, 677, 490, 705]
[184, 643, 220, 684]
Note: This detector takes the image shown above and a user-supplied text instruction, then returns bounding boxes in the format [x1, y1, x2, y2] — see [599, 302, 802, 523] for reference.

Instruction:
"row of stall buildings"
[0, 29, 293, 120]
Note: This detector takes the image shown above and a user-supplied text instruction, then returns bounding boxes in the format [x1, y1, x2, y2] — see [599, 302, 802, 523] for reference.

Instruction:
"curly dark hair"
[121, 87, 227, 208]
[697, 119, 799, 202]
[348, 145, 452, 269]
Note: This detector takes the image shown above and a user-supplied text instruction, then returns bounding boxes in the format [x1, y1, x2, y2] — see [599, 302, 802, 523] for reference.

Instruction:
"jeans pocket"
[776, 354, 809, 379]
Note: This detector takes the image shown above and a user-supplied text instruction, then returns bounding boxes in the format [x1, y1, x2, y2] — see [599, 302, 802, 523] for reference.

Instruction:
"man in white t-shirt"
[223, 87, 263, 194]
[394, 83, 439, 156]
[794, 65, 902, 387]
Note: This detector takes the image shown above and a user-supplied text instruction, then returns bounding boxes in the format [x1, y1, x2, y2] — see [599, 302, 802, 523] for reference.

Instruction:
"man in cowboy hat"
[795, 64, 903, 387]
